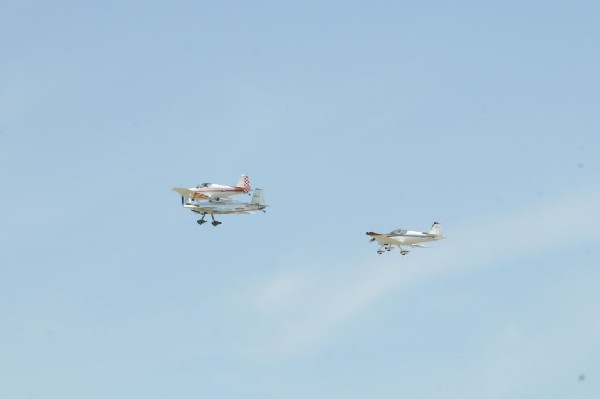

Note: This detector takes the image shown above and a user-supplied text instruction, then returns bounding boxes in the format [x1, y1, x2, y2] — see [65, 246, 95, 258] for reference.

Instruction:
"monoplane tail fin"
[429, 222, 442, 237]
[251, 188, 265, 205]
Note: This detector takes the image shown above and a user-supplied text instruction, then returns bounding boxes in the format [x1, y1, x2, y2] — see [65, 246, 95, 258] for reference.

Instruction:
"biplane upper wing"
[173, 187, 194, 197]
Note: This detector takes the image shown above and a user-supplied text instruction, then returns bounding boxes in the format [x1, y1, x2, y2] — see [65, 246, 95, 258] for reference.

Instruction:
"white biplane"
[173, 174, 251, 202]
[366, 222, 445, 255]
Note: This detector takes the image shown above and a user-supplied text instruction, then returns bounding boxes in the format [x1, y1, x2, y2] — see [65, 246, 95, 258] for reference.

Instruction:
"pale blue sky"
[1, 1, 599, 398]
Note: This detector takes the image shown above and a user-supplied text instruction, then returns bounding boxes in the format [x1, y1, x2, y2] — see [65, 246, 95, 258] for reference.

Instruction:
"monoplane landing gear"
[210, 214, 222, 227]
[197, 214, 207, 225]
[385, 245, 391, 252]
[377, 246, 385, 255]
[400, 249, 410, 255]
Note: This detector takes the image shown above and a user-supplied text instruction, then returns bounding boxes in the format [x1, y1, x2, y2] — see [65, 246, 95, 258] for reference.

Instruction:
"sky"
[1, 1, 599, 398]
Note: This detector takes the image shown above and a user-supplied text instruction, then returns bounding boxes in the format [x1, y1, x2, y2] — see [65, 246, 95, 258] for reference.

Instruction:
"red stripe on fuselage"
[192, 188, 244, 199]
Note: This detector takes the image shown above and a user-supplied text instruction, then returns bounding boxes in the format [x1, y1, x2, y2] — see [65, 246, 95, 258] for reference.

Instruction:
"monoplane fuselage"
[367, 222, 445, 255]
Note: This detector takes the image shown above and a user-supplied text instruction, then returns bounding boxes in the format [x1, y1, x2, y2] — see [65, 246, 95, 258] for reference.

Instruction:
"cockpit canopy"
[197, 183, 211, 188]
[390, 229, 407, 235]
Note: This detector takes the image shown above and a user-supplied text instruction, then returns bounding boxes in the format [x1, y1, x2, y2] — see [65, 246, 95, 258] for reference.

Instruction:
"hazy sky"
[1, 1, 599, 398]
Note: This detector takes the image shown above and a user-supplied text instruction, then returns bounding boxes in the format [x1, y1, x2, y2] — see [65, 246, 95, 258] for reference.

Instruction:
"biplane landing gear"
[210, 214, 222, 227]
[400, 250, 410, 255]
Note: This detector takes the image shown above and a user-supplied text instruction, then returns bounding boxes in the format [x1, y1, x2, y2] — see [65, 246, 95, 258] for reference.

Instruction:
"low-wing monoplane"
[181, 189, 267, 226]
[366, 222, 445, 255]
[172, 174, 251, 201]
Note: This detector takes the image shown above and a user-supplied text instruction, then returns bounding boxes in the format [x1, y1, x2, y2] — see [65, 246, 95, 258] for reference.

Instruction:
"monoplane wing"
[366, 232, 398, 246]
[208, 197, 234, 203]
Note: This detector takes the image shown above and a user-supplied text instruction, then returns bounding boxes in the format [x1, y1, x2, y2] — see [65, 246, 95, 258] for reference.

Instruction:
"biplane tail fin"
[236, 174, 251, 193]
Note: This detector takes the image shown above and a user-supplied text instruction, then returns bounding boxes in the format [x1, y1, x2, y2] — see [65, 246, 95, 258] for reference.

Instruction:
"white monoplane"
[366, 222, 445, 255]
[181, 189, 267, 226]
[173, 174, 251, 202]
